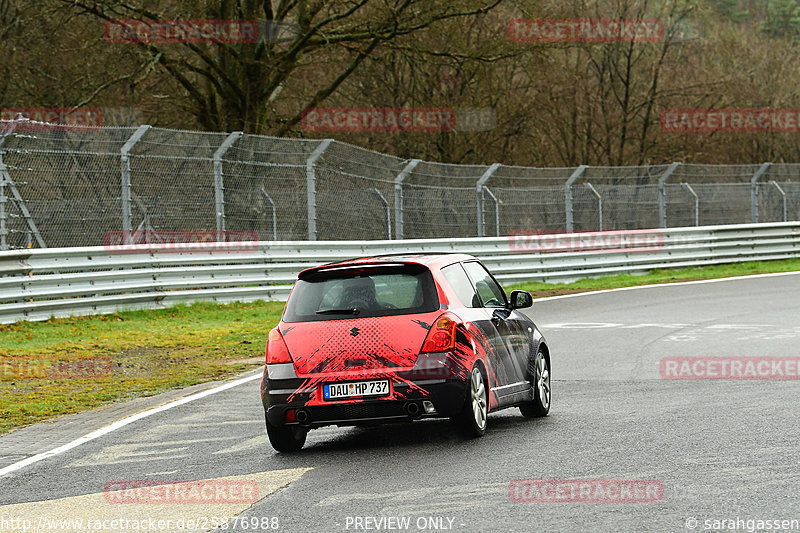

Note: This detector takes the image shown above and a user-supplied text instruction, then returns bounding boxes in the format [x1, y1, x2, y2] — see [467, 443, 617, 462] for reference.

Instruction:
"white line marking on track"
[0, 371, 262, 478]
[531, 270, 800, 303]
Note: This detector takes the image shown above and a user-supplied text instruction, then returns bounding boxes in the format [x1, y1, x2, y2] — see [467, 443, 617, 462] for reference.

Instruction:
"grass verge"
[0, 301, 284, 434]
[1, 258, 798, 434]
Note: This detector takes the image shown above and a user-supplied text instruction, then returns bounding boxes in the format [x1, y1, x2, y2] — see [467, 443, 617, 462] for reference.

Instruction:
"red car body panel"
[261, 253, 548, 443]
[282, 313, 437, 376]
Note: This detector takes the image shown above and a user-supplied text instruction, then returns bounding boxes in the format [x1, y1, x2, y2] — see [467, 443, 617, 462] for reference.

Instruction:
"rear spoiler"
[298, 262, 426, 281]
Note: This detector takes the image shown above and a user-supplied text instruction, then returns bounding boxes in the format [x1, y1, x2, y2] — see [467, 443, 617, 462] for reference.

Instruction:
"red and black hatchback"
[260, 253, 551, 452]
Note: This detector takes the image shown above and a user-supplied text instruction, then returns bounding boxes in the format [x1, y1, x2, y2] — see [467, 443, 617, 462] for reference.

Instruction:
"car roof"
[300, 253, 476, 276]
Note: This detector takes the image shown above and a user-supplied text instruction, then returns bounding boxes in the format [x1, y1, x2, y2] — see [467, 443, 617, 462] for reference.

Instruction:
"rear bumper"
[262, 365, 468, 428]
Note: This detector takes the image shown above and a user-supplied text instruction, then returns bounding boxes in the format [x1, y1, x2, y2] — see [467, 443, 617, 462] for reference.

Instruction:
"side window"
[462, 262, 506, 307]
[441, 263, 481, 308]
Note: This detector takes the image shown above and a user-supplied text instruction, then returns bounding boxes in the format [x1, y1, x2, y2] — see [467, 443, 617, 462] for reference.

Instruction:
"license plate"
[323, 380, 390, 400]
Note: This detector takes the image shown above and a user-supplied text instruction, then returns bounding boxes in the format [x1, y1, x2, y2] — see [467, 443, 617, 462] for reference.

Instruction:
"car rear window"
[283, 263, 439, 322]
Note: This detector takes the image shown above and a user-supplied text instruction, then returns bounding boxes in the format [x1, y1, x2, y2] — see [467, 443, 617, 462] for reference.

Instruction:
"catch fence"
[1, 118, 798, 250]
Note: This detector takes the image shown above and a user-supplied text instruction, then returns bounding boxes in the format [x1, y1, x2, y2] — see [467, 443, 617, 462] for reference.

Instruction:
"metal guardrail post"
[751, 163, 772, 223]
[657, 162, 681, 228]
[370, 188, 391, 239]
[213, 131, 243, 239]
[477, 163, 501, 237]
[120, 125, 151, 244]
[305, 139, 332, 241]
[681, 182, 700, 226]
[769, 181, 788, 222]
[565, 165, 587, 232]
[394, 159, 421, 240]
[483, 187, 501, 237]
[584, 182, 603, 231]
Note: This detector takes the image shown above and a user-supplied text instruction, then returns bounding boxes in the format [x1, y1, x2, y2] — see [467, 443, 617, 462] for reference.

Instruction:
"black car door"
[461, 261, 532, 395]
[440, 263, 512, 388]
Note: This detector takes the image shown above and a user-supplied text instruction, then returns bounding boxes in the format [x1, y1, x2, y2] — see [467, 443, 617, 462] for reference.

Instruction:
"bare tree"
[58, 0, 503, 135]
[522, 0, 702, 166]
[316, 6, 538, 163]
[0, 0, 20, 101]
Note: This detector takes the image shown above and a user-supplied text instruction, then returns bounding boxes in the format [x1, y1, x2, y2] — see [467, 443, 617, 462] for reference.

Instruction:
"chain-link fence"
[1, 118, 799, 250]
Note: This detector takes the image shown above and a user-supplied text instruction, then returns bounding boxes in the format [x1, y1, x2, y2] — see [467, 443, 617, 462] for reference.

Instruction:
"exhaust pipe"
[405, 402, 421, 417]
[295, 409, 311, 425]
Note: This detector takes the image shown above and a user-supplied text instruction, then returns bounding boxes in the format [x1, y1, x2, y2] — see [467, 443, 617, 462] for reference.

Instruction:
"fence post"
[394, 159, 421, 240]
[213, 131, 242, 240]
[0, 119, 15, 251]
[120, 125, 151, 244]
[750, 162, 772, 223]
[657, 162, 681, 229]
[370, 188, 391, 239]
[584, 182, 602, 231]
[260, 188, 277, 240]
[0, 161, 5, 251]
[768, 180, 788, 222]
[483, 187, 501, 236]
[476, 163, 501, 237]
[681, 182, 699, 226]
[305, 139, 332, 241]
[0, 116, 46, 250]
[565, 165, 587, 232]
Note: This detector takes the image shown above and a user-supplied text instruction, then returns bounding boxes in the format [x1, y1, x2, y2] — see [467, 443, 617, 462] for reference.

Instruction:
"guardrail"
[1, 222, 799, 323]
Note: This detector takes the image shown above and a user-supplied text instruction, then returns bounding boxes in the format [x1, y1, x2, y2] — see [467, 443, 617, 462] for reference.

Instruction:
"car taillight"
[266, 327, 292, 364]
[420, 313, 458, 353]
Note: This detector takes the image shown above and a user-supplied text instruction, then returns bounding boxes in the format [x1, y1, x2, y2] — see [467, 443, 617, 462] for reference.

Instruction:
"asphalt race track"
[2, 273, 799, 533]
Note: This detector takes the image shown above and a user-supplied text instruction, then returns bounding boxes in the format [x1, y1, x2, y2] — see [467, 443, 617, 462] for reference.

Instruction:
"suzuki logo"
[350, 327, 360, 337]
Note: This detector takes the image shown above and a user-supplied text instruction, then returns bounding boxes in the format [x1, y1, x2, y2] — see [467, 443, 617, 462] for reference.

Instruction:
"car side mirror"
[508, 290, 533, 310]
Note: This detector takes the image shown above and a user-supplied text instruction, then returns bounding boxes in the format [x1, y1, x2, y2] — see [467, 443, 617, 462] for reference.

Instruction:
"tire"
[454, 365, 489, 438]
[520, 349, 550, 418]
[266, 420, 307, 452]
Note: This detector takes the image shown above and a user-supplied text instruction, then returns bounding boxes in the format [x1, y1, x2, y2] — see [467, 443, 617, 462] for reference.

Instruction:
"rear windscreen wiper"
[316, 308, 360, 315]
